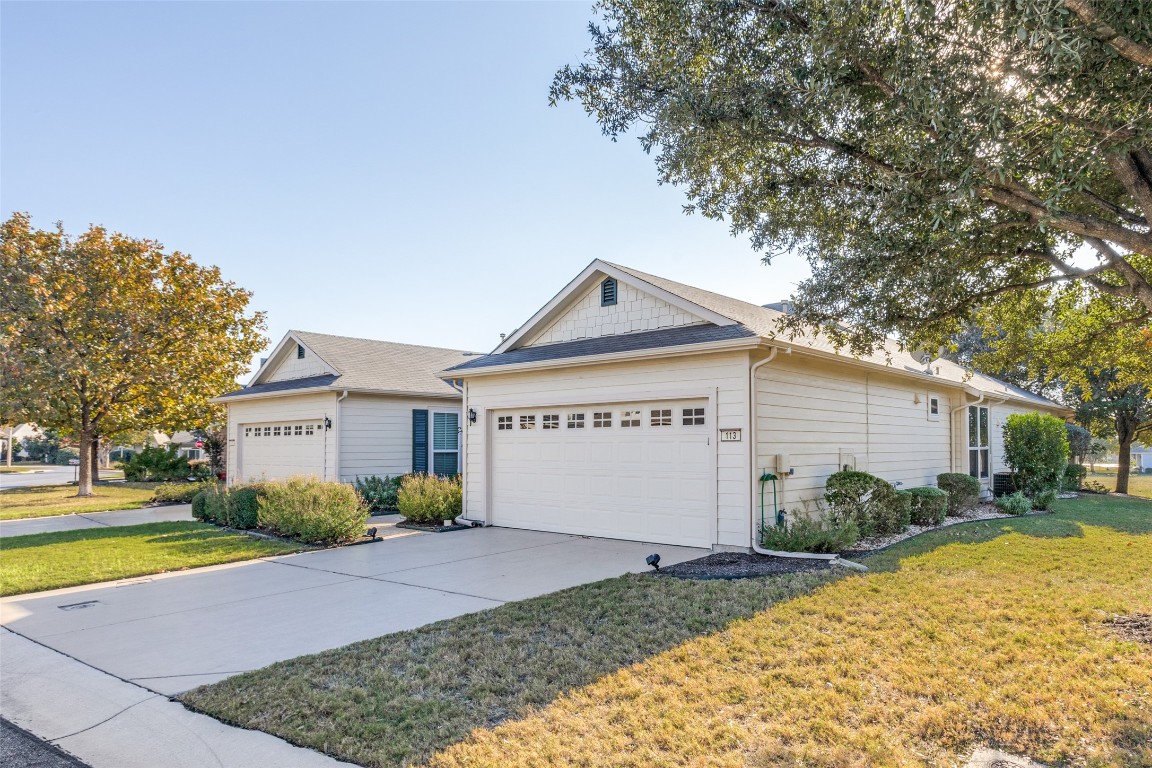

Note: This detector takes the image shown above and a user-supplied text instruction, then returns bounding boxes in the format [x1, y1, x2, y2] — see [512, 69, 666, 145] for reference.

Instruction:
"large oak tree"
[552, 0, 1152, 361]
[0, 213, 266, 496]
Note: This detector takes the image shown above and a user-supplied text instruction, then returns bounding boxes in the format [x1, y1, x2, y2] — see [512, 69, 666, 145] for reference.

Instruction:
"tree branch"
[1063, 0, 1152, 67]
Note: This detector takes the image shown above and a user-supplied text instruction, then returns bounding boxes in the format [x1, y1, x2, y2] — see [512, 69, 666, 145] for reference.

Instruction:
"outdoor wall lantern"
[468, 408, 477, 424]
[324, 417, 332, 430]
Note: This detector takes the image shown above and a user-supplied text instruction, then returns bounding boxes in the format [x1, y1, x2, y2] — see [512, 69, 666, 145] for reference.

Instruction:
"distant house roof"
[214, 331, 477, 402]
[447, 259, 1064, 412]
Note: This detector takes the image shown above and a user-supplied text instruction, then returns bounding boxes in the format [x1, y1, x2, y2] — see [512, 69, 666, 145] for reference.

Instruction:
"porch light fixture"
[468, 408, 477, 424]
[324, 417, 332, 430]
[645, 553, 661, 571]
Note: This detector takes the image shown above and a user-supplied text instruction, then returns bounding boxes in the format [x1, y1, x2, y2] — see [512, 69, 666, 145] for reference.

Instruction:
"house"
[212, 331, 475, 485]
[1, 423, 43, 463]
[1133, 446, 1152, 473]
[442, 260, 1068, 551]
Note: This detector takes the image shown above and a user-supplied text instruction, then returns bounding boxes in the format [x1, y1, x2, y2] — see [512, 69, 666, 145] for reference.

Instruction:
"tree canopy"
[552, 0, 1152, 365]
[0, 213, 266, 495]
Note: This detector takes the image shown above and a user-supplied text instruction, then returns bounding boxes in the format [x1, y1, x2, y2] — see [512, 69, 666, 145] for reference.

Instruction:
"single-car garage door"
[237, 420, 326, 483]
[490, 400, 712, 547]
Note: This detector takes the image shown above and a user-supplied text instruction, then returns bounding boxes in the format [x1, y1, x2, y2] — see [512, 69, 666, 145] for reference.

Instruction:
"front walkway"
[0, 505, 194, 538]
[1, 526, 706, 767]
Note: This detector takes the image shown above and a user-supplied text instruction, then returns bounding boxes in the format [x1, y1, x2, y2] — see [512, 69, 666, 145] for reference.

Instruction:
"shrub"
[226, 484, 268, 529]
[760, 511, 858, 554]
[121, 445, 191, 482]
[906, 486, 948, 526]
[1032, 487, 1058, 511]
[153, 480, 218, 503]
[354, 474, 405, 512]
[194, 485, 229, 524]
[936, 473, 981, 515]
[1003, 413, 1069, 495]
[54, 447, 80, 466]
[1061, 463, 1087, 492]
[191, 490, 211, 521]
[995, 491, 1031, 516]
[397, 474, 464, 525]
[257, 477, 369, 545]
[825, 470, 907, 537]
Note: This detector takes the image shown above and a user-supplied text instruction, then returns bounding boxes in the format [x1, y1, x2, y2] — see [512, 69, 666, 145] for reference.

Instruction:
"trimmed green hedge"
[258, 477, 368, 545]
[905, 486, 948, 526]
[760, 512, 858, 553]
[154, 481, 218, 504]
[936, 473, 980, 515]
[398, 474, 463, 525]
[825, 470, 909, 537]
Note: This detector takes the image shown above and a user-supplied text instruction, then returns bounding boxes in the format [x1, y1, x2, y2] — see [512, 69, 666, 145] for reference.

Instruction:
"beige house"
[443, 260, 1067, 551]
[213, 331, 474, 485]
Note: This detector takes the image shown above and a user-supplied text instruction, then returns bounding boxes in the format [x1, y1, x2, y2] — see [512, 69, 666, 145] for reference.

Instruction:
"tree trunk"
[77, 429, 94, 496]
[1115, 410, 1138, 495]
[5, 426, 12, 467]
[91, 436, 101, 483]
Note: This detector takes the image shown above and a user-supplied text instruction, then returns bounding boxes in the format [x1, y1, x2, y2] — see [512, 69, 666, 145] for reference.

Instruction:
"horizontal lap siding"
[463, 351, 751, 547]
[755, 358, 954, 512]
[225, 393, 338, 485]
[338, 395, 461, 482]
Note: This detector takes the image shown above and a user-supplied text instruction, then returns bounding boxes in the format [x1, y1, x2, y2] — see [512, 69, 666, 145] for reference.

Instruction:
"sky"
[1, 1, 811, 374]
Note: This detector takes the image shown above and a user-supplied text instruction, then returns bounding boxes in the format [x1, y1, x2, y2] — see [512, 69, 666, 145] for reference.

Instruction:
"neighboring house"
[212, 331, 474, 485]
[442, 260, 1068, 551]
[1, 423, 43, 462]
[1133, 446, 1152, 473]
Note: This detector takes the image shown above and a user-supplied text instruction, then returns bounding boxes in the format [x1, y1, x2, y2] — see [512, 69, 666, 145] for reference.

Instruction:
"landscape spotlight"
[646, 553, 661, 571]
[366, 527, 378, 539]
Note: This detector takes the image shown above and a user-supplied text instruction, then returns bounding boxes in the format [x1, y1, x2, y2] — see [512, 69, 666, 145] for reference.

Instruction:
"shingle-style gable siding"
[523, 280, 707, 347]
[266, 346, 331, 382]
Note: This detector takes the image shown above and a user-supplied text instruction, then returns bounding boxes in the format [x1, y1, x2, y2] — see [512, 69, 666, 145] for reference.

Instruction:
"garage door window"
[683, 407, 705, 426]
[650, 409, 672, 426]
[567, 413, 585, 428]
[543, 414, 560, 429]
[621, 410, 641, 427]
[432, 412, 459, 476]
[519, 415, 536, 430]
[593, 411, 612, 428]
[497, 415, 513, 430]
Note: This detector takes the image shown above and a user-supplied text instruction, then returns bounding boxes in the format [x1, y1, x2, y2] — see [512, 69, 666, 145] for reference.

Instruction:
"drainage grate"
[58, 600, 100, 611]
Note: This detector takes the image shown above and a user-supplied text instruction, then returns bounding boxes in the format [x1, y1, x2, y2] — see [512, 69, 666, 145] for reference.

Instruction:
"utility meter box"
[776, 453, 792, 475]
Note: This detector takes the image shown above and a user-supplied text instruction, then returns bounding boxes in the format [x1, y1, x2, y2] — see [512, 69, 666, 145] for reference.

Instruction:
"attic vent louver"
[601, 277, 618, 307]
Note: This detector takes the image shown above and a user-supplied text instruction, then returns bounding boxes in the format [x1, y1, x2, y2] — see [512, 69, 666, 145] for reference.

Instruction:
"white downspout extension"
[749, 347, 853, 563]
[334, 390, 349, 482]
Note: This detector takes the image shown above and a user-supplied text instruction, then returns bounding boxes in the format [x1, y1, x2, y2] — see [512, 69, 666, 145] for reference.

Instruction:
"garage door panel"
[490, 400, 712, 548]
[238, 420, 325, 483]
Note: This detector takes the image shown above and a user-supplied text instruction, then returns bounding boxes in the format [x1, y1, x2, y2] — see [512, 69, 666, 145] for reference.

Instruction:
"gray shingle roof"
[215, 374, 339, 400]
[290, 331, 476, 396]
[448, 325, 758, 371]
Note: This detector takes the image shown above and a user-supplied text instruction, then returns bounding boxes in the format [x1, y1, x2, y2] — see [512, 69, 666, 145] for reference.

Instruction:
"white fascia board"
[493, 259, 737, 354]
[210, 386, 462, 404]
[248, 331, 340, 386]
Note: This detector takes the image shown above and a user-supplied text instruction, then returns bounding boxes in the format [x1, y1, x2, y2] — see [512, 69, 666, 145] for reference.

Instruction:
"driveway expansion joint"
[49, 695, 161, 742]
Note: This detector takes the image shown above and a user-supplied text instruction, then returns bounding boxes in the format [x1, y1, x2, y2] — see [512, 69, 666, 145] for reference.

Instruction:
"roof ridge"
[293, 329, 475, 355]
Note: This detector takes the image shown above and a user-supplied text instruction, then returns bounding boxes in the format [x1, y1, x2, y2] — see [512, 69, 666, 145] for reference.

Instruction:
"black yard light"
[366, 526, 378, 539]
[646, 553, 661, 571]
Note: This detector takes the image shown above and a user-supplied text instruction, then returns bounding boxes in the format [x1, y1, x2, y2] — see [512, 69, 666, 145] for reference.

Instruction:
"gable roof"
[447, 260, 1064, 412]
[214, 331, 476, 402]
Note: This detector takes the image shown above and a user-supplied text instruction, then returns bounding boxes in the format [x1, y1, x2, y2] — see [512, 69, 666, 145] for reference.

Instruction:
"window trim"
[497, 415, 513, 431]
[682, 407, 705, 426]
[593, 411, 613, 428]
[430, 410, 460, 476]
[567, 413, 585, 429]
[621, 409, 641, 428]
[542, 414, 560, 430]
[519, 414, 536, 430]
[928, 394, 941, 420]
[967, 405, 990, 480]
[650, 408, 672, 427]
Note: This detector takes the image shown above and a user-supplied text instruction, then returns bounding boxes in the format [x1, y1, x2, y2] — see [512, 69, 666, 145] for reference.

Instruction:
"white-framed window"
[497, 415, 513, 431]
[294, 425, 303, 436]
[650, 408, 672, 427]
[682, 407, 705, 426]
[273, 426, 282, 437]
[968, 405, 990, 479]
[244, 427, 252, 437]
[519, 415, 536, 430]
[542, 414, 560, 430]
[593, 411, 612, 428]
[305, 424, 314, 436]
[263, 427, 272, 437]
[567, 413, 585, 429]
[431, 411, 460, 476]
[621, 410, 641, 428]
[928, 395, 940, 420]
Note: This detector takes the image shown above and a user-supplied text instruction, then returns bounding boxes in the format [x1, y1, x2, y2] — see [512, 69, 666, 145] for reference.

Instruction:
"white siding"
[266, 345, 331, 382]
[225, 392, 338, 485]
[523, 281, 706, 347]
[338, 394, 462, 482]
[755, 357, 955, 513]
[462, 351, 751, 547]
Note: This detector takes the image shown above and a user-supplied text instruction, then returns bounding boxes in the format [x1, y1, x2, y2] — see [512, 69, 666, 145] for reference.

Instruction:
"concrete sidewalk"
[1, 628, 353, 767]
[0, 505, 194, 538]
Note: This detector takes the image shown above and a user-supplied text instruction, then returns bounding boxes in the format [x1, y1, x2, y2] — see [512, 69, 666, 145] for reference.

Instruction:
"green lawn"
[0, 483, 156, 521]
[182, 495, 1152, 768]
[1087, 470, 1152, 499]
[0, 522, 305, 595]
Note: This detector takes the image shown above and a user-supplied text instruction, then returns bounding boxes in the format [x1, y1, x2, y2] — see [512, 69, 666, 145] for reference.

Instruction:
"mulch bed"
[1105, 614, 1152, 646]
[395, 521, 472, 533]
[655, 551, 835, 580]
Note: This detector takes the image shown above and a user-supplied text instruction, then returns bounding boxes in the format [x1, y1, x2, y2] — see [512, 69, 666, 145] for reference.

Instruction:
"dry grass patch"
[0, 483, 155, 520]
[431, 497, 1152, 768]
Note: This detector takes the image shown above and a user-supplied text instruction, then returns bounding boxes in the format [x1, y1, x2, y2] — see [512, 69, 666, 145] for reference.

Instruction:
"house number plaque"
[719, 429, 742, 442]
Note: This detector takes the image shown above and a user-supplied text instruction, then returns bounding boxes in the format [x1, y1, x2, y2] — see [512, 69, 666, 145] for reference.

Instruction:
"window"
[305, 424, 314, 436]
[263, 427, 272, 437]
[650, 408, 672, 426]
[497, 415, 513, 431]
[621, 410, 641, 427]
[294, 425, 303, 436]
[432, 412, 460, 476]
[273, 426, 282, 437]
[519, 415, 536, 430]
[543, 414, 560, 430]
[297, 343, 305, 359]
[593, 411, 612, 428]
[244, 427, 251, 437]
[600, 277, 618, 306]
[968, 405, 990, 479]
[928, 396, 940, 419]
[682, 407, 705, 426]
[567, 413, 585, 429]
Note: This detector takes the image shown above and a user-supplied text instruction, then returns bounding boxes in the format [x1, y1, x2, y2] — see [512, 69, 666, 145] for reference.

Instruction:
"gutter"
[209, 386, 462, 404]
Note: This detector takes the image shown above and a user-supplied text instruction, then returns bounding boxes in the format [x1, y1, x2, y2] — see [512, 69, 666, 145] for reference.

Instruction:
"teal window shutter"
[412, 409, 429, 473]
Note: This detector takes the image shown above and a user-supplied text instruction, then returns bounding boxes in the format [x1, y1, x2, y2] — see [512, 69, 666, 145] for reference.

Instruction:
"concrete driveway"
[1, 526, 706, 696]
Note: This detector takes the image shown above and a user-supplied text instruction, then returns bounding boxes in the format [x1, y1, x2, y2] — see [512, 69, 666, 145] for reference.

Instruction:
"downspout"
[334, 390, 349, 482]
[748, 346, 851, 562]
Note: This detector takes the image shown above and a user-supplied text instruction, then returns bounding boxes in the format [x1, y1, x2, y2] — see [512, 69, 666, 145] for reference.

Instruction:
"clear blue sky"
[1, 1, 810, 372]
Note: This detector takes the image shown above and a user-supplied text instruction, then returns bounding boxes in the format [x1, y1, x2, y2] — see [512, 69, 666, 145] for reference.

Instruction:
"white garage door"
[490, 400, 712, 547]
[237, 420, 326, 483]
